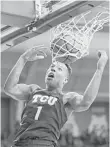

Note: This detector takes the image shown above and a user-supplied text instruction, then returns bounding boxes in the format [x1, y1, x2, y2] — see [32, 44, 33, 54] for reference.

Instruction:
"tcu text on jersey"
[32, 94, 58, 106]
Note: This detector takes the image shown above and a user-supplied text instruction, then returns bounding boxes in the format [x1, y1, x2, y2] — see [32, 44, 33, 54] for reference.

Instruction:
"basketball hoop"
[51, 3, 109, 64]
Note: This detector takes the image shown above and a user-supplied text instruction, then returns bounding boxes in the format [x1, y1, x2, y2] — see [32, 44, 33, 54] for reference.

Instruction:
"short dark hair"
[65, 64, 72, 77]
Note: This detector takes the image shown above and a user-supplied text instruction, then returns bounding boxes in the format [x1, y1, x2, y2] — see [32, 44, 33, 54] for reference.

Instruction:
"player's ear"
[64, 78, 68, 84]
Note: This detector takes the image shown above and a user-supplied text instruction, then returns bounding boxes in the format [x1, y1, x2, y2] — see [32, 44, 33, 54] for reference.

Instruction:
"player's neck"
[46, 86, 63, 95]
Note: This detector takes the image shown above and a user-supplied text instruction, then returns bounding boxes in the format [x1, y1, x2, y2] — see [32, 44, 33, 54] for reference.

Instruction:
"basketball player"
[4, 46, 108, 147]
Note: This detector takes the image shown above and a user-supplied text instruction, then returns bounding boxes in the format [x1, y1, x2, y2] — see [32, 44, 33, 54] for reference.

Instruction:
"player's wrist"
[96, 68, 104, 76]
[20, 54, 28, 63]
[97, 63, 106, 72]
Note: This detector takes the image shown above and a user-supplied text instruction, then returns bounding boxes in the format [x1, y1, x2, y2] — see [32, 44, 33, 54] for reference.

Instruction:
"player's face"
[45, 61, 68, 89]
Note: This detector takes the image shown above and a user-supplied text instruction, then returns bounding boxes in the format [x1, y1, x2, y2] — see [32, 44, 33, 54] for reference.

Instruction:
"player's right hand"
[21, 45, 47, 61]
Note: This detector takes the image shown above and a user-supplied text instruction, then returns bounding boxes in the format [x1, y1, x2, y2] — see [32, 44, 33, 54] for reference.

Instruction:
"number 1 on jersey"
[35, 106, 42, 120]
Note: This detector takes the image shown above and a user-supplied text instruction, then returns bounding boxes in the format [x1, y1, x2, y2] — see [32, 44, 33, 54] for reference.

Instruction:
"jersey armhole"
[32, 86, 42, 94]
[63, 92, 75, 108]
[64, 101, 71, 109]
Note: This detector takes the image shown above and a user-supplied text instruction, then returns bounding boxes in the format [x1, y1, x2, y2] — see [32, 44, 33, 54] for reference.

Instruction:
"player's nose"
[51, 68, 56, 72]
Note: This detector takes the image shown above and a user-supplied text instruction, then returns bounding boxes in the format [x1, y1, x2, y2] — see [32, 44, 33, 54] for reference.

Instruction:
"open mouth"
[48, 72, 54, 79]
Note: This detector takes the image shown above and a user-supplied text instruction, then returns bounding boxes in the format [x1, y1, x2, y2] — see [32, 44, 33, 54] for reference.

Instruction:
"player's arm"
[65, 50, 108, 112]
[4, 46, 47, 101]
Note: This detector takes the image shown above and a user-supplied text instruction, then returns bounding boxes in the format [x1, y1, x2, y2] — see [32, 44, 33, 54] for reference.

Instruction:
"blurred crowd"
[1, 121, 109, 147]
[59, 128, 109, 147]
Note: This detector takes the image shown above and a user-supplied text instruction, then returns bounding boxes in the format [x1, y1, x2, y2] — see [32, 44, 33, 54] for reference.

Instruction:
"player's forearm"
[4, 55, 27, 91]
[83, 68, 104, 107]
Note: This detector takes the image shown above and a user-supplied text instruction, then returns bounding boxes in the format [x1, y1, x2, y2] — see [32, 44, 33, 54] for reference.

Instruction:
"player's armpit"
[65, 92, 89, 112]
[4, 84, 32, 101]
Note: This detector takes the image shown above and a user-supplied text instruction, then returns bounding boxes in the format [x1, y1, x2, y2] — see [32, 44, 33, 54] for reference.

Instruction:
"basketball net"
[51, 4, 109, 64]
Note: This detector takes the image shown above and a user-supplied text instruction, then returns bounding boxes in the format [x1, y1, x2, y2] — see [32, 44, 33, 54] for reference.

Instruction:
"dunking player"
[4, 46, 108, 147]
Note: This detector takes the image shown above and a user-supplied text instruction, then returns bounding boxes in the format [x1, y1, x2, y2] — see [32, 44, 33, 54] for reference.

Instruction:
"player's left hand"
[97, 50, 108, 71]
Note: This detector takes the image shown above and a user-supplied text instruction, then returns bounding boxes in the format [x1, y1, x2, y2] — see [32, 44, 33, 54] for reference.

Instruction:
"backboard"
[1, 0, 109, 52]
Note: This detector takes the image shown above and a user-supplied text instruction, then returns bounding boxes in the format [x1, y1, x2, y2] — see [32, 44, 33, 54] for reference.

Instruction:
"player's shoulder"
[64, 91, 79, 98]
[30, 84, 42, 93]
[63, 91, 80, 104]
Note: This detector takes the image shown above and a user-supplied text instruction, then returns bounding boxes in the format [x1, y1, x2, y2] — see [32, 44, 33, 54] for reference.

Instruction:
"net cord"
[51, 5, 109, 62]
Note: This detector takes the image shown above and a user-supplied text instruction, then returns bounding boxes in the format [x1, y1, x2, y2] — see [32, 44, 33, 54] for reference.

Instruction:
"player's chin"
[45, 77, 54, 83]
